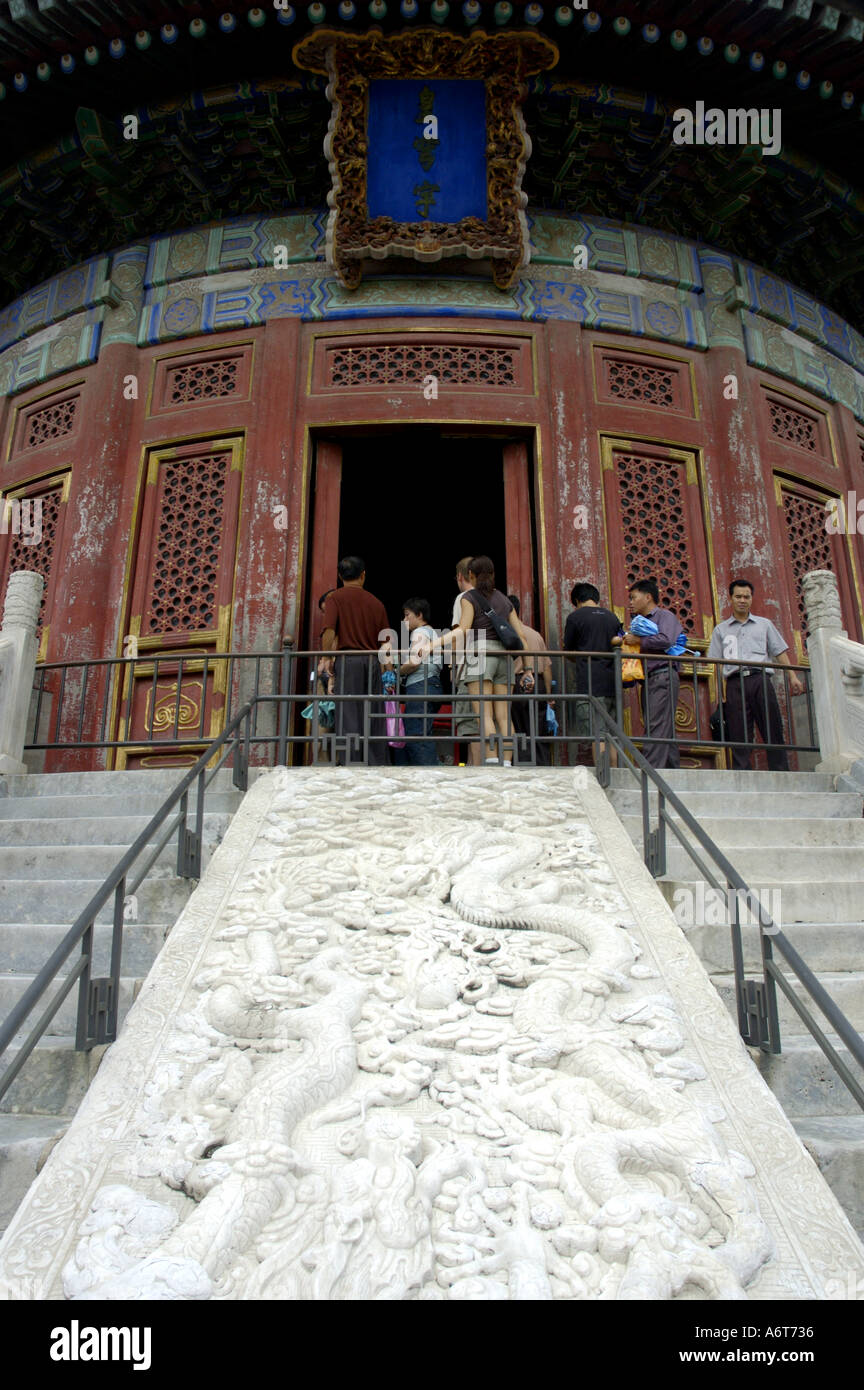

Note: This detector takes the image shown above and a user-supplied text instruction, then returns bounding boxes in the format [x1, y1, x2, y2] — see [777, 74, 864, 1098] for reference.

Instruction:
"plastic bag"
[385, 699, 405, 748]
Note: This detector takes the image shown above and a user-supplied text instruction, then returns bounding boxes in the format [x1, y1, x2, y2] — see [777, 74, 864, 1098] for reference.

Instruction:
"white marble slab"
[1, 767, 861, 1300]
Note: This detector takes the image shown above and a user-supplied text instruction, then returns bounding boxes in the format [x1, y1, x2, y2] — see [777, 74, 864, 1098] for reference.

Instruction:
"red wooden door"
[116, 437, 244, 768]
[601, 435, 720, 766]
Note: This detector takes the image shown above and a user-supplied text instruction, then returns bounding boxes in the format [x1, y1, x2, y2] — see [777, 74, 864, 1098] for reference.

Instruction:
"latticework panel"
[328, 343, 518, 388]
[1, 481, 63, 632]
[781, 489, 834, 637]
[616, 452, 696, 633]
[605, 359, 677, 408]
[143, 452, 229, 635]
[768, 400, 818, 453]
[165, 358, 240, 406]
[23, 396, 78, 450]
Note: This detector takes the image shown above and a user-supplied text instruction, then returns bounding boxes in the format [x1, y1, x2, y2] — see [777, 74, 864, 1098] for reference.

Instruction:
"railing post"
[0, 570, 44, 774]
[75, 919, 96, 1051]
[277, 639, 294, 767]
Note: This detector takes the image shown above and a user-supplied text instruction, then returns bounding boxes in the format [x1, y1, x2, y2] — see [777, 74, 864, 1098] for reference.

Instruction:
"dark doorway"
[337, 428, 508, 633]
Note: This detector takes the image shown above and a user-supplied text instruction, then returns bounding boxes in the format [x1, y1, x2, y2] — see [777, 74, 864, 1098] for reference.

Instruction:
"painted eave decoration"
[293, 27, 557, 290]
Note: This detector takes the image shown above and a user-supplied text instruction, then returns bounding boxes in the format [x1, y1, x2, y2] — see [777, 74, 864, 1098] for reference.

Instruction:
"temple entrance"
[304, 426, 538, 647]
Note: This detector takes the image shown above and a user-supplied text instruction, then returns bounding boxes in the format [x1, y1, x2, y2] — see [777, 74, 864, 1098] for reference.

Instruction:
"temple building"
[0, 0, 862, 769]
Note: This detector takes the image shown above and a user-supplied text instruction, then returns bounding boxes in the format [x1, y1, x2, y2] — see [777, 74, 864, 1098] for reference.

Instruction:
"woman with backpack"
[425, 555, 528, 765]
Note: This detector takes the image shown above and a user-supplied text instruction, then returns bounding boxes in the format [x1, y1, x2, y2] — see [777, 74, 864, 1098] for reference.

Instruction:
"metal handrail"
[0, 701, 256, 1104]
[584, 695, 864, 1111]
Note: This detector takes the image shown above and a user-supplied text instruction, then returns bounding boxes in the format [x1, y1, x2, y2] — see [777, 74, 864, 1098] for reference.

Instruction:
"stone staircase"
[606, 765, 864, 1239]
[0, 768, 247, 1236]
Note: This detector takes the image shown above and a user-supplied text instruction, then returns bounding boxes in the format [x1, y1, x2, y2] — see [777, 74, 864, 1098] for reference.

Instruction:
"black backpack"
[479, 594, 524, 652]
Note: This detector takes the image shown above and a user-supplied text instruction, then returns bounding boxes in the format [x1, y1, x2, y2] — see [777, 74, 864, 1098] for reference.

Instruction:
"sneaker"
[484, 756, 500, 765]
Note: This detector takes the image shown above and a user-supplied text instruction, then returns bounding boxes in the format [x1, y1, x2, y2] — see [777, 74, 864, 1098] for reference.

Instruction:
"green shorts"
[570, 694, 616, 741]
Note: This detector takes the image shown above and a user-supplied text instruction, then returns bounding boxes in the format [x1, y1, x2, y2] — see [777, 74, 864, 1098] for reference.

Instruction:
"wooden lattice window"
[330, 343, 517, 387]
[166, 358, 239, 405]
[150, 346, 253, 416]
[779, 485, 835, 640]
[1, 476, 66, 639]
[617, 452, 698, 633]
[607, 359, 675, 406]
[13, 389, 81, 454]
[769, 400, 817, 452]
[594, 347, 693, 417]
[313, 334, 534, 394]
[142, 451, 229, 635]
[762, 388, 830, 461]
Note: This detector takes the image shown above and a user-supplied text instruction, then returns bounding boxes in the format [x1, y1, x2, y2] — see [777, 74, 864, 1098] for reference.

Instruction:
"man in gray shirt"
[706, 579, 804, 771]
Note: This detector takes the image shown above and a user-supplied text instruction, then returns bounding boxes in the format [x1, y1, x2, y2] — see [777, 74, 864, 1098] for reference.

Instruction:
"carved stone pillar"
[803, 569, 864, 779]
[0, 570, 45, 775]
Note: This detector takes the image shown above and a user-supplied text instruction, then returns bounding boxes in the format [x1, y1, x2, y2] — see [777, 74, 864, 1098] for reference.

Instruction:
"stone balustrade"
[0, 571, 44, 775]
[803, 569, 864, 792]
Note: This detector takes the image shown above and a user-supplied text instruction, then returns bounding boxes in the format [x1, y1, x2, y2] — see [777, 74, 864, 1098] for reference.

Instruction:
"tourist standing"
[395, 597, 442, 766]
[320, 556, 390, 765]
[563, 582, 623, 767]
[450, 556, 482, 765]
[615, 578, 684, 769]
[706, 579, 803, 771]
[428, 556, 529, 765]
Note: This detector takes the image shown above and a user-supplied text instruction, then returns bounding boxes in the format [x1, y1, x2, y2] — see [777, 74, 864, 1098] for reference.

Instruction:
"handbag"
[480, 595, 523, 652]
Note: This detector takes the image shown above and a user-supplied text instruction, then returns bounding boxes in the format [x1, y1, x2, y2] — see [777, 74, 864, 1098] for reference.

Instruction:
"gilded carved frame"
[293, 27, 557, 290]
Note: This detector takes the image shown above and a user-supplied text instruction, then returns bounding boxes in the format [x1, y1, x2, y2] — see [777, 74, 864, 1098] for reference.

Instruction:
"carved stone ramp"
[1, 767, 862, 1301]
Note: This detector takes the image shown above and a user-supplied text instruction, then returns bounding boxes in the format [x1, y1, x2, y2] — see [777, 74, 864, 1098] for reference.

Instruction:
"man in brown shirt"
[321, 556, 390, 765]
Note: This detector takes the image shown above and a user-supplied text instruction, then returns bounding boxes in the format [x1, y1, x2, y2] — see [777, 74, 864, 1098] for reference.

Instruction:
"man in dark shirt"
[320, 555, 390, 765]
[563, 582, 623, 766]
[614, 577, 684, 769]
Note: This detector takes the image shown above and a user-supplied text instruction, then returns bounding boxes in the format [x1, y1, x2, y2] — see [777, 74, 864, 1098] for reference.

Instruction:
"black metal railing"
[585, 696, 864, 1112]
[25, 646, 817, 768]
[27, 647, 296, 756]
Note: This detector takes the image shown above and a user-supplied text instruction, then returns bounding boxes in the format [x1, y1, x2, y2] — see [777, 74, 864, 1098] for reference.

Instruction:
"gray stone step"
[606, 768, 837, 792]
[658, 877, 864, 925]
[0, 975, 139, 1038]
[618, 814, 864, 849]
[711, 971, 864, 1034]
[0, 1039, 104, 1115]
[0, 768, 245, 798]
[657, 846, 864, 883]
[0, 877, 193, 925]
[0, 924, 169, 976]
[792, 1116, 864, 1241]
[607, 789, 863, 819]
[0, 790, 245, 820]
[0, 812, 233, 847]
[685, 921, 864, 975]
[753, 1037, 864, 1118]
[0, 838, 225, 881]
[0, 1114, 69, 1236]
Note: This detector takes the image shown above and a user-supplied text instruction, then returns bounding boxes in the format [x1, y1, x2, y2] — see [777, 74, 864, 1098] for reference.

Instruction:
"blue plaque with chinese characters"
[366, 79, 487, 223]
[294, 27, 557, 288]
